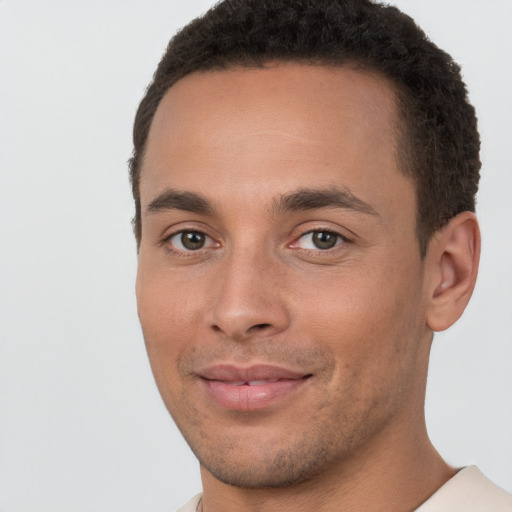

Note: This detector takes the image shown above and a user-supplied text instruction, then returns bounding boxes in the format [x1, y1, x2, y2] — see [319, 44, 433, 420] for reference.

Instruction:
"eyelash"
[162, 230, 218, 256]
[292, 229, 348, 251]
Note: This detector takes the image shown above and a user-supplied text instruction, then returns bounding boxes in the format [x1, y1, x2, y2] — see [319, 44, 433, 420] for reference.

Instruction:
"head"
[132, 0, 481, 492]
[130, 0, 480, 256]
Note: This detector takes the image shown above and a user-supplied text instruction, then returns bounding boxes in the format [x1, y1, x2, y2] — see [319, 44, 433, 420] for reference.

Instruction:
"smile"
[198, 364, 312, 411]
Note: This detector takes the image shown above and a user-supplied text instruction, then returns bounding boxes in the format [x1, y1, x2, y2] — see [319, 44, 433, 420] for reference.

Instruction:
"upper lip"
[198, 364, 310, 382]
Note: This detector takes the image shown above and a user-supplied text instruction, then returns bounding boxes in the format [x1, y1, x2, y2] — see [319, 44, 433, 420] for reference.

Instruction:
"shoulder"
[415, 466, 512, 511]
[174, 493, 202, 512]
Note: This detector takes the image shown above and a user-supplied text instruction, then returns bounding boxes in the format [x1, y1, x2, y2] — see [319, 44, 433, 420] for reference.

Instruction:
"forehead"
[147, 64, 400, 157]
[140, 64, 411, 219]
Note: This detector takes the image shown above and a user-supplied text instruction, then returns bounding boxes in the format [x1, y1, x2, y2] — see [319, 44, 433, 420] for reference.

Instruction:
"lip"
[198, 364, 312, 411]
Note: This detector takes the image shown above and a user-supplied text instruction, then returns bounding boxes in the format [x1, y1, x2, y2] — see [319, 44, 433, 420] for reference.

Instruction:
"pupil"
[181, 231, 205, 250]
[312, 231, 337, 249]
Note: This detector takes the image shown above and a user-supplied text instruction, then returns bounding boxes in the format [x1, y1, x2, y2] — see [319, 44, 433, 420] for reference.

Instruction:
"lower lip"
[202, 378, 309, 411]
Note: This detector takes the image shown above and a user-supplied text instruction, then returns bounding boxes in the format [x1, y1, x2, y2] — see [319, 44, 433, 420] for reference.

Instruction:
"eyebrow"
[145, 186, 378, 218]
[146, 189, 214, 215]
[272, 187, 379, 216]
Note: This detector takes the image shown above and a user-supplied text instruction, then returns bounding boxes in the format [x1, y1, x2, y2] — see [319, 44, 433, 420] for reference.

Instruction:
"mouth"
[198, 364, 312, 411]
[221, 379, 285, 386]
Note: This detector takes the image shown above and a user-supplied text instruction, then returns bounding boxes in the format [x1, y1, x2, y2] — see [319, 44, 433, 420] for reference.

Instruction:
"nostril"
[210, 322, 273, 335]
[253, 323, 272, 330]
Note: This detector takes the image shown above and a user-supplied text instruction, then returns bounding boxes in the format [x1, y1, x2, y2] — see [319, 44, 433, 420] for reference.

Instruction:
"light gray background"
[0, 1, 511, 511]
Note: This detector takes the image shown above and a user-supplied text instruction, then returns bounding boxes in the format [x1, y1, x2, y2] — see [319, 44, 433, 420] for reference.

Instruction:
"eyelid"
[161, 225, 221, 254]
[169, 231, 216, 250]
[288, 226, 351, 252]
[299, 231, 343, 248]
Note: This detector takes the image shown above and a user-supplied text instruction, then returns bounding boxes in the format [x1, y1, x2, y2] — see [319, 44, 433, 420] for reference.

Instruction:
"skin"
[136, 64, 480, 512]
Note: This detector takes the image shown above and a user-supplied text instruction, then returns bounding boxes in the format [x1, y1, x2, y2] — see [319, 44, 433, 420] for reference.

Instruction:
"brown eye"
[180, 231, 206, 250]
[168, 230, 216, 252]
[296, 230, 344, 250]
[311, 231, 338, 249]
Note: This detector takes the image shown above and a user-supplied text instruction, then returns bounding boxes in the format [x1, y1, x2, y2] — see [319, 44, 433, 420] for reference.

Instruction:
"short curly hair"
[129, 0, 480, 256]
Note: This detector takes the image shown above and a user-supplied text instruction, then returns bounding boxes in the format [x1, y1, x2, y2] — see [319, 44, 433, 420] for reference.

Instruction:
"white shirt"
[415, 466, 512, 511]
[175, 466, 512, 512]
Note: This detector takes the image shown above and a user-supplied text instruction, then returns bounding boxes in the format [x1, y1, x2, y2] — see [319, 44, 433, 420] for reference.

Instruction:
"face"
[136, 64, 433, 488]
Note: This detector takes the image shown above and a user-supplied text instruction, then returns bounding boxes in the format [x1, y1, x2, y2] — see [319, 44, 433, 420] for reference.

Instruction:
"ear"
[425, 211, 481, 332]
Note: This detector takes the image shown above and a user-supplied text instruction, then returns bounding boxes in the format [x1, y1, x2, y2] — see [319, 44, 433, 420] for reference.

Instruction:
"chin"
[191, 425, 350, 489]
[201, 453, 328, 489]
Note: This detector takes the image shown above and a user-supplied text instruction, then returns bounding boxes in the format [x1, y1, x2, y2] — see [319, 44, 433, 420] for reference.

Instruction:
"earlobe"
[425, 212, 481, 332]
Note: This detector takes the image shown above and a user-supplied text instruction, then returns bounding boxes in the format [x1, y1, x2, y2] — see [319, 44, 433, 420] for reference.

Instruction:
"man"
[130, 0, 512, 511]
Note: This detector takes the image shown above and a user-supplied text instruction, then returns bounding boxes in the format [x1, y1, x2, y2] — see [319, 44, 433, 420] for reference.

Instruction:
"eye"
[296, 230, 345, 250]
[167, 230, 216, 251]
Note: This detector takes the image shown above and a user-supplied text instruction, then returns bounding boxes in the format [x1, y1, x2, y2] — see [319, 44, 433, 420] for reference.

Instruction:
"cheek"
[296, 273, 425, 437]
[137, 263, 205, 334]
[136, 269, 203, 387]
[294, 261, 424, 380]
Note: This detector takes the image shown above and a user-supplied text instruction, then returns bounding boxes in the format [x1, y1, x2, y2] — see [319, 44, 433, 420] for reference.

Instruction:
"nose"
[206, 249, 291, 342]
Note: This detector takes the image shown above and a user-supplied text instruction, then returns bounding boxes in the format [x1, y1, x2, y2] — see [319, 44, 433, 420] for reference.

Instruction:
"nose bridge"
[208, 241, 289, 340]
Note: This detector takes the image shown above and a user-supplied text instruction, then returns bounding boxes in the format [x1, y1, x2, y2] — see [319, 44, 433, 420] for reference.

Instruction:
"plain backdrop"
[0, 1, 511, 511]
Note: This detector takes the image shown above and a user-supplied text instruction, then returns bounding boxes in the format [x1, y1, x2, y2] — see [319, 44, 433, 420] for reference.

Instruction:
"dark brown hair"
[130, 0, 480, 255]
